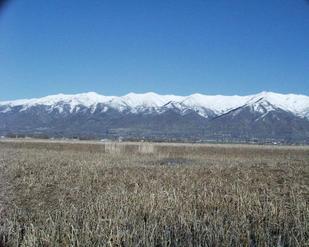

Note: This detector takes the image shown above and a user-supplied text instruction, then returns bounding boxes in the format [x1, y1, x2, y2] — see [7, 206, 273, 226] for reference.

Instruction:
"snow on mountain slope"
[0, 91, 309, 118]
[0, 92, 114, 108]
[244, 92, 309, 118]
[179, 94, 252, 115]
[122, 92, 184, 108]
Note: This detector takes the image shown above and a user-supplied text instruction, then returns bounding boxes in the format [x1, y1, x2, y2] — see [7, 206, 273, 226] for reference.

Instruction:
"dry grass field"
[0, 140, 308, 246]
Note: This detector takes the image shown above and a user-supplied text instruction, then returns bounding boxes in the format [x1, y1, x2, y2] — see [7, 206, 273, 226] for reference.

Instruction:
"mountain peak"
[1, 91, 309, 142]
[0, 91, 308, 118]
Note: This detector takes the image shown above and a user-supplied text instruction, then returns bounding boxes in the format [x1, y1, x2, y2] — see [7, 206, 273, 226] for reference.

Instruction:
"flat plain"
[0, 140, 308, 246]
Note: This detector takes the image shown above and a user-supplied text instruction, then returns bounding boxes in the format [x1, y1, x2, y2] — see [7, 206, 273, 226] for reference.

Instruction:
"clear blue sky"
[0, 0, 308, 100]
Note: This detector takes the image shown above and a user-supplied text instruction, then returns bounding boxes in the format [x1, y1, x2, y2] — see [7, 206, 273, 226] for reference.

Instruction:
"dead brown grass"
[0, 140, 308, 246]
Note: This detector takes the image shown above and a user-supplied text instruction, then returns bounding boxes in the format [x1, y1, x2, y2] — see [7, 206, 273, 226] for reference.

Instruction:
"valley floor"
[0, 140, 308, 246]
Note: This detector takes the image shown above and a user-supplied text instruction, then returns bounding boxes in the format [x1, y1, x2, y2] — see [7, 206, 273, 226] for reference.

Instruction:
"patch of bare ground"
[0, 140, 308, 246]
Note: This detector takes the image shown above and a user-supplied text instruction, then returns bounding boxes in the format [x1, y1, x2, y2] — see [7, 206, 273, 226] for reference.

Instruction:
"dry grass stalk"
[0, 140, 308, 246]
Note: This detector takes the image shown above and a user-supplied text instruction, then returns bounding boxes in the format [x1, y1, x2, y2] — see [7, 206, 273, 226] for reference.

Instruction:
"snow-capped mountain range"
[0, 91, 309, 143]
[1, 91, 309, 119]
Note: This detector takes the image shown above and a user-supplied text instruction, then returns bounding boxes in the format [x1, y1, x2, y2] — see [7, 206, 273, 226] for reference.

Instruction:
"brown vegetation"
[0, 140, 308, 246]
